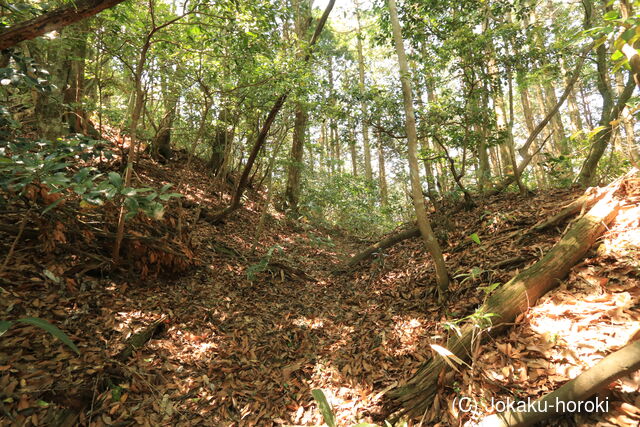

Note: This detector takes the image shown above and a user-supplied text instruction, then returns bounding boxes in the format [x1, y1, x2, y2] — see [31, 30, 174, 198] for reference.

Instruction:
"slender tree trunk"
[349, 137, 358, 176]
[320, 120, 328, 175]
[284, 0, 312, 210]
[579, 83, 595, 128]
[332, 124, 341, 172]
[544, 83, 568, 153]
[62, 21, 90, 135]
[285, 107, 308, 208]
[387, 0, 449, 296]
[421, 79, 438, 193]
[113, 35, 151, 261]
[378, 136, 389, 207]
[520, 86, 547, 188]
[563, 63, 584, 134]
[355, 1, 373, 181]
[578, 0, 636, 185]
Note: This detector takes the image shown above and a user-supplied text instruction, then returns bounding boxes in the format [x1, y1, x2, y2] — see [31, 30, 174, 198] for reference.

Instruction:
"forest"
[1, 0, 640, 425]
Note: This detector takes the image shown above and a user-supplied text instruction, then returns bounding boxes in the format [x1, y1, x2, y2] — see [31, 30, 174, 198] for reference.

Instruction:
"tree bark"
[0, 0, 126, 50]
[520, 86, 547, 188]
[387, 176, 626, 419]
[387, 0, 449, 296]
[285, 106, 308, 208]
[61, 21, 91, 135]
[378, 136, 389, 207]
[578, 74, 635, 186]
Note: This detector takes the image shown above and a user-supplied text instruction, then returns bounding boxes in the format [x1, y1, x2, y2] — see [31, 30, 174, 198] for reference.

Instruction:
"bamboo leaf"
[16, 317, 80, 355]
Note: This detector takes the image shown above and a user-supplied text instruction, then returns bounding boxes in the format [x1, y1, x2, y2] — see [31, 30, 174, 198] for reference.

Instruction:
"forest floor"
[1, 143, 639, 427]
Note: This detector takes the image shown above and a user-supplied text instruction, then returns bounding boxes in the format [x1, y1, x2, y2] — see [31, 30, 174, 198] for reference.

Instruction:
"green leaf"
[621, 27, 636, 42]
[603, 10, 619, 20]
[41, 197, 64, 214]
[121, 187, 137, 197]
[611, 50, 624, 61]
[469, 233, 481, 245]
[124, 197, 140, 213]
[43, 269, 61, 283]
[111, 386, 123, 402]
[108, 172, 123, 188]
[0, 320, 14, 337]
[312, 389, 336, 427]
[16, 317, 80, 355]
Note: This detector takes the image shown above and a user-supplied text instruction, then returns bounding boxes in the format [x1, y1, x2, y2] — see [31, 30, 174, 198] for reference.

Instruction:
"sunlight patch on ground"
[387, 316, 430, 356]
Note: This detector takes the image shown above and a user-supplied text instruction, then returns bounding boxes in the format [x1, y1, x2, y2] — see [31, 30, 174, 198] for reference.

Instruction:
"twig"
[0, 208, 31, 275]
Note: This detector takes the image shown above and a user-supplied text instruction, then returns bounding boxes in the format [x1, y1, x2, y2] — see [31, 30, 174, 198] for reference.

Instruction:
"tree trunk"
[0, 0, 126, 50]
[387, 0, 449, 296]
[578, 0, 635, 186]
[355, 2, 373, 181]
[378, 137, 389, 207]
[562, 60, 584, 134]
[349, 129, 358, 176]
[61, 21, 90, 135]
[284, 0, 312, 210]
[388, 177, 625, 419]
[342, 227, 420, 270]
[285, 106, 308, 209]
[520, 86, 547, 188]
[543, 82, 568, 154]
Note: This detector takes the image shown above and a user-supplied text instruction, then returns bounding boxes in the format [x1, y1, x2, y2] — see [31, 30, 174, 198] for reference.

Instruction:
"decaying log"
[341, 226, 420, 270]
[479, 339, 640, 427]
[116, 316, 167, 361]
[386, 175, 626, 420]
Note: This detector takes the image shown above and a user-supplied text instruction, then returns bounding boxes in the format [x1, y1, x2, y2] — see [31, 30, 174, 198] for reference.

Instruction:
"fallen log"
[479, 339, 640, 427]
[341, 226, 420, 270]
[529, 186, 607, 233]
[116, 316, 167, 361]
[386, 175, 626, 420]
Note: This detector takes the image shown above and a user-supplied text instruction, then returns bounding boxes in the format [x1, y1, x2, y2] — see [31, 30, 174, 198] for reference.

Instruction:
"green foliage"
[455, 266, 484, 286]
[246, 245, 282, 281]
[312, 389, 336, 427]
[469, 233, 481, 245]
[0, 51, 52, 95]
[443, 307, 499, 337]
[300, 173, 404, 237]
[0, 136, 181, 218]
[539, 152, 574, 187]
[0, 317, 80, 355]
